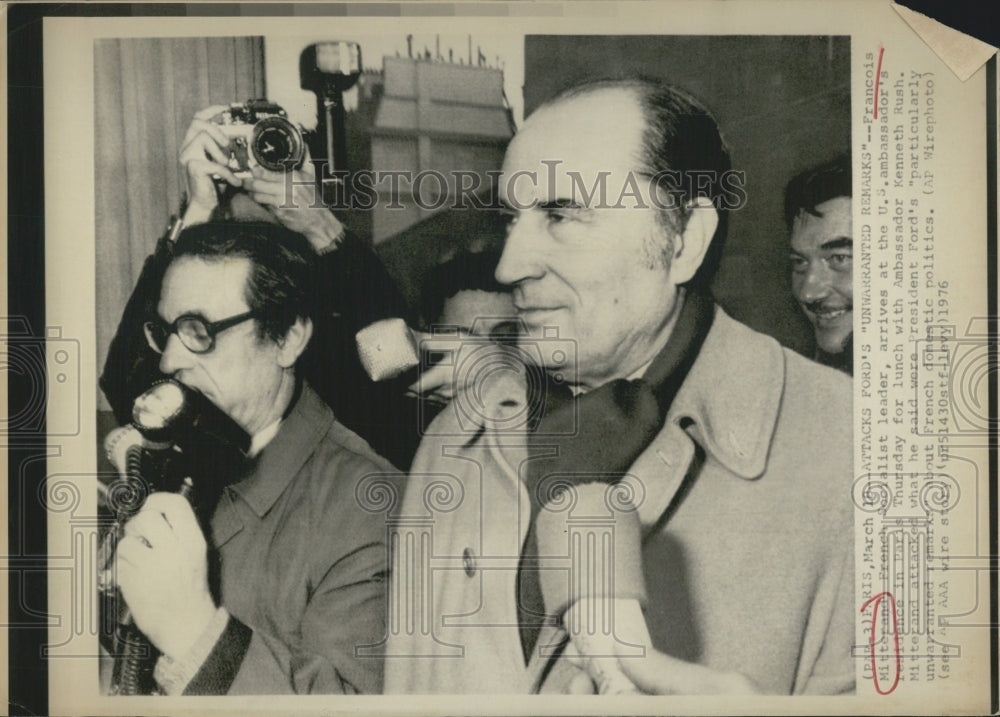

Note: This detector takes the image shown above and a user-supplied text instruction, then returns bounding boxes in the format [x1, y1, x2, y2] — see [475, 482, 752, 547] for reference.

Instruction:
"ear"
[669, 197, 719, 285]
[276, 317, 313, 369]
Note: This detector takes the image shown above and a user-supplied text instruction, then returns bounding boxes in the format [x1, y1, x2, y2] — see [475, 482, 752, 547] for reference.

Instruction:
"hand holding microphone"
[563, 597, 649, 694]
[99, 380, 215, 694]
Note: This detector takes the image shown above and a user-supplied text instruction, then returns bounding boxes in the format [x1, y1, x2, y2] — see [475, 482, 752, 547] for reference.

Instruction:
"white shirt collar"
[569, 359, 653, 396]
[247, 418, 282, 458]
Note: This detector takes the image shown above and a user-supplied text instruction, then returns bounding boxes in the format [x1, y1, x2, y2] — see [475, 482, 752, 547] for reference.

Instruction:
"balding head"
[529, 79, 734, 288]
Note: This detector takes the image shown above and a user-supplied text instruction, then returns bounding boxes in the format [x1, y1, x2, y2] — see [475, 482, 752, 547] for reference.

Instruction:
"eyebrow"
[820, 237, 853, 251]
[153, 310, 216, 327]
[538, 198, 587, 211]
[498, 198, 592, 213]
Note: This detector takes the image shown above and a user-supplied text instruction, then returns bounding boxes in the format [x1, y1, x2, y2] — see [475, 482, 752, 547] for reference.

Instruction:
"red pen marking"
[860, 591, 900, 695]
[873, 45, 885, 119]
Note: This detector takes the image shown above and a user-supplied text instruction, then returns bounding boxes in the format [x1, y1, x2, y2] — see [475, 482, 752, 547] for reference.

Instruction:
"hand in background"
[615, 643, 761, 695]
[559, 637, 761, 695]
[407, 320, 521, 405]
[244, 157, 346, 253]
[405, 329, 476, 406]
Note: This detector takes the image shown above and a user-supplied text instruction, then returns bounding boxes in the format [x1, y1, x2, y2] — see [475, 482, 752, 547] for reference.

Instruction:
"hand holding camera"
[243, 156, 346, 254]
[179, 101, 343, 252]
[179, 104, 244, 226]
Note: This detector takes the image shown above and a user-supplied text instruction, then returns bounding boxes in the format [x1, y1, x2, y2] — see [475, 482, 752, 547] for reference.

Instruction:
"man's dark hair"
[420, 251, 507, 328]
[545, 77, 734, 290]
[167, 219, 316, 343]
[784, 153, 852, 229]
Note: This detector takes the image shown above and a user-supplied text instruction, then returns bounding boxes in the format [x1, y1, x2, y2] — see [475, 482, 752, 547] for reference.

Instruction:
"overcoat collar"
[462, 307, 786, 525]
[664, 306, 784, 481]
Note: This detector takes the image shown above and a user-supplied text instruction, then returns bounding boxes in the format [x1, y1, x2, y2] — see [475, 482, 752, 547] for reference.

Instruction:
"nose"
[494, 212, 545, 286]
[794, 261, 832, 305]
[157, 333, 194, 375]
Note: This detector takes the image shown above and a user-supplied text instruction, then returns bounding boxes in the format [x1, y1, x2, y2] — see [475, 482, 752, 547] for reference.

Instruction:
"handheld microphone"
[100, 379, 202, 695]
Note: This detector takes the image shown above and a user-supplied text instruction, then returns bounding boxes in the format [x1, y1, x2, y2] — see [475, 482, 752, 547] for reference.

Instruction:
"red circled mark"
[873, 45, 885, 119]
[860, 591, 901, 695]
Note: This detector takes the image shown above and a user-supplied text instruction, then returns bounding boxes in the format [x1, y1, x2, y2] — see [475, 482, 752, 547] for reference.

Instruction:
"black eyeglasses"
[143, 311, 257, 355]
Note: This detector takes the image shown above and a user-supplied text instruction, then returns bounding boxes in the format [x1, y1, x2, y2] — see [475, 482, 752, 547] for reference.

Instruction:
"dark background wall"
[523, 35, 851, 356]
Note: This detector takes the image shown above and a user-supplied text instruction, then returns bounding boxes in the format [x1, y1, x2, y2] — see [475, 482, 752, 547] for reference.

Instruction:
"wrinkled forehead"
[500, 89, 646, 204]
[160, 254, 253, 317]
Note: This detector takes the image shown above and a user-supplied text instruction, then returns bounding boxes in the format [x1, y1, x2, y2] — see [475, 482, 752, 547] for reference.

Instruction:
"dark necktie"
[516, 290, 715, 662]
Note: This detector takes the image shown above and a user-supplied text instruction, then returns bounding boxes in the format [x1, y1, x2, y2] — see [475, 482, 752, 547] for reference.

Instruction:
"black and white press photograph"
[8, 1, 997, 714]
[88, 29, 856, 699]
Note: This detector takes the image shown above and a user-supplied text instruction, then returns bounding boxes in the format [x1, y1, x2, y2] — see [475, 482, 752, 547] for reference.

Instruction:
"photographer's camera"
[215, 99, 305, 177]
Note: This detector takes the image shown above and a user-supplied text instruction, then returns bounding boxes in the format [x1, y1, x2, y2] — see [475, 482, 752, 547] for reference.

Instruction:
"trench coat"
[383, 307, 855, 695]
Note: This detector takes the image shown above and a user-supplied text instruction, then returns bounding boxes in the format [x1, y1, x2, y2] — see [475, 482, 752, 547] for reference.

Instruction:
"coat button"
[462, 548, 476, 576]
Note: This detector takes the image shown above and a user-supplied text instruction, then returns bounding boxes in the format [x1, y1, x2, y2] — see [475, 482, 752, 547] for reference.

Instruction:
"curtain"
[94, 36, 265, 408]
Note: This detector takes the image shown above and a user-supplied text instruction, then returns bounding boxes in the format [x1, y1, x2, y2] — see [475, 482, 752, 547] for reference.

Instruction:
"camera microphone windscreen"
[356, 318, 420, 381]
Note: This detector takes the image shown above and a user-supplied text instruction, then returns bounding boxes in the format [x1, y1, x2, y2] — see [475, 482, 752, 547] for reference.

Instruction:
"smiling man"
[111, 220, 395, 695]
[785, 155, 854, 373]
[385, 78, 854, 695]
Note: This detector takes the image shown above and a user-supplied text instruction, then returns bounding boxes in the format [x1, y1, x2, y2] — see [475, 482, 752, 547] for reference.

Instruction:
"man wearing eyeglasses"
[112, 219, 396, 695]
[100, 105, 422, 471]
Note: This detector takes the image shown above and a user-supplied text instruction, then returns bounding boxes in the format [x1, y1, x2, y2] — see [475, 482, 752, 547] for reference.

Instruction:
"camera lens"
[251, 116, 304, 172]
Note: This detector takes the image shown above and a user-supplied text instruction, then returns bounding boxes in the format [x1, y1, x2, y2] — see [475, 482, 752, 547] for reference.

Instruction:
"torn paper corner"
[892, 2, 997, 82]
